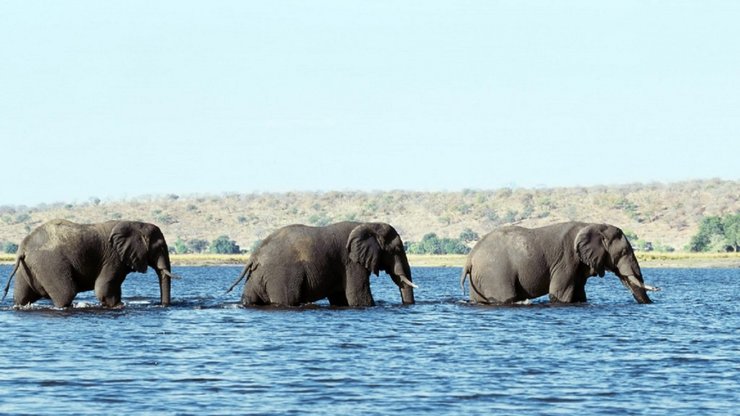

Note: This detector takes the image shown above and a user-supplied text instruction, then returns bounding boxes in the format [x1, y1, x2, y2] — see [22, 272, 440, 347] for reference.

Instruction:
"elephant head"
[110, 221, 174, 306]
[347, 223, 416, 304]
[575, 224, 658, 304]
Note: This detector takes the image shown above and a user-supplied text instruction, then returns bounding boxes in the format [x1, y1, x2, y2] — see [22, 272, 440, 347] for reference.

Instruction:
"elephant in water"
[227, 221, 416, 307]
[2, 219, 178, 308]
[461, 222, 659, 304]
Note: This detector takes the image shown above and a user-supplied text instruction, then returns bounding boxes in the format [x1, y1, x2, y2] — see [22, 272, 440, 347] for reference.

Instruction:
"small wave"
[38, 379, 75, 387]
[172, 377, 225, 383]
[532, 396, 585, 403]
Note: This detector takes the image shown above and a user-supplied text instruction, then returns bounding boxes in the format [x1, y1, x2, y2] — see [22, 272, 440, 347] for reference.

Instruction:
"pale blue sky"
[1, 1, 738, 205]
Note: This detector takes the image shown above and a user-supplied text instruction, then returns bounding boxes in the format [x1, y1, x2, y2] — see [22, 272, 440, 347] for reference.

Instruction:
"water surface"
[0, 266, 737, 415]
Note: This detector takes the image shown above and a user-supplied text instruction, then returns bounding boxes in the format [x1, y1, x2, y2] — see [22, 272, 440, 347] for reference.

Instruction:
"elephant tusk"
[399, 275, 418, 289]
[161, 269, 182, 280]
[626, 275, 659, 292]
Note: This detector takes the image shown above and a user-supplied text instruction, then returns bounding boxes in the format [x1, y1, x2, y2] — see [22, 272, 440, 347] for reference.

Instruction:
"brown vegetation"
[1, 179, 738, 253]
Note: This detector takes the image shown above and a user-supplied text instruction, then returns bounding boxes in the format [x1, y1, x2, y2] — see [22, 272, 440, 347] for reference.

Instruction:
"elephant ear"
[110, 221, 149, 273]
[574, 224, 608, 276]
[346, 224, 382, 276]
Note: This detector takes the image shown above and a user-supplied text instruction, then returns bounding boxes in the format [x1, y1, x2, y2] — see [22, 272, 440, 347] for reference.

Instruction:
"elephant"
[461, 222, 659, 304]
[2, 219, 178, 308]
[227, 221, 416, 307]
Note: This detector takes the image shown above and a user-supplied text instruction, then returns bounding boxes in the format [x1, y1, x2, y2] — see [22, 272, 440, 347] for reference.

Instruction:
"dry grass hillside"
[1, 179, 738, 253]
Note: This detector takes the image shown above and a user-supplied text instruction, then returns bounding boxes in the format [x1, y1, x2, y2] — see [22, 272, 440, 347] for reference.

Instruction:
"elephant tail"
[461, 257, 493, 305]
[1, 253, 24, 302]
[225, 260, 256, 294]
[460, 257, 472, 293]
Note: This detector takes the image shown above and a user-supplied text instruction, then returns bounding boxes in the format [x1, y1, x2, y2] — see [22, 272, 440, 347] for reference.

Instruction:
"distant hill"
[1, 179, 738, 253]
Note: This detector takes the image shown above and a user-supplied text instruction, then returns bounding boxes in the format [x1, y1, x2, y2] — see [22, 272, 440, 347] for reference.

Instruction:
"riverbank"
[409, 253, 740, 268]
[3, 252, 738, 268]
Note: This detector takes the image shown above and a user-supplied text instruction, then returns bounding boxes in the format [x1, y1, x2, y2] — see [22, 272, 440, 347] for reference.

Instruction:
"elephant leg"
[264, 272, 304, 306]
[242, 278, 267, 306]
[94, 265, 124, 307]
[328, 292, 349, 307]
[12, 269, 42, 306]
[572, 282, 588, 303]
[95, 277, 122, 307]
[39, 268, 77, 308]
[22, 254, 78, 307]
[471, 272, 518, 304]
[344, 275, 374, 307]
[549, 273, 577, 303]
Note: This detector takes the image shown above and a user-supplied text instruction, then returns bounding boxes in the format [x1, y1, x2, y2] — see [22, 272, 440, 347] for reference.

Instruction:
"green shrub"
[210, 235, 241, 254]
[308, 214, 331, 227]
[483, 208, 499, 223]
[2, 242, 18, 254]
[503, 210, 519, 223]
[188, 239, 209, 253]
[406, 233, 471, 255]
[151, 210, 177, 225]
[653, 242, 675, 252]
[342, 213, 359, 222]
[14, 213, 30, 224]
[688, 213, 740, 252]
[459, 228, 479, 243]
[521, 204, 534, 219]
[173, 238, 190, 254]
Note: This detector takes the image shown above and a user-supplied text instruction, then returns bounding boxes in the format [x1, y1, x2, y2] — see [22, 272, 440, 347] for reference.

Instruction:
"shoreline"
[3, 253, 738, 268]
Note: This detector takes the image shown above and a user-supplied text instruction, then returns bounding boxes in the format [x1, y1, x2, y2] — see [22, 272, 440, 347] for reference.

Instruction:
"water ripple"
[0, 266, 737, 415]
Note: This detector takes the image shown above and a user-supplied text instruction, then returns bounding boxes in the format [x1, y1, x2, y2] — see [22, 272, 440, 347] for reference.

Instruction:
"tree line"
[2, 214, 739, 255]
[171, 235, 242, 254]
[688, 213, 740, 252]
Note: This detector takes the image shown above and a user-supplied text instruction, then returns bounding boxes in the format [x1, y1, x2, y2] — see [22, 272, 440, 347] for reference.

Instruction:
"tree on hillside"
[188, 239, 210, 253]
[689, 217, 721, 252]
[688, 213, 740, 252]
[210, 235, 241, 254]
[722, 213, 740, 251]
[2, 241, 18, 254]
[173, 238, 190, 254]
[459, 228, 479, 243]
[406, 233, 471, 255]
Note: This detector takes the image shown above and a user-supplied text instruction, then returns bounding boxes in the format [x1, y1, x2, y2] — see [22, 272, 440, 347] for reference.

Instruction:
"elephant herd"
[1, 219, 660, 309]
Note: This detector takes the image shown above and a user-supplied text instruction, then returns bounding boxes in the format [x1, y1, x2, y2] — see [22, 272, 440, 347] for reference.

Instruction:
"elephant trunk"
[615, 256, 656, 304]
[390, 253, 416, 305]
[389, 273, 416, 304]
[155, 253, 173, 306]
[617, 274, 656, 304]
[159, 272, 171, 306]
[400, 284, 415, 305]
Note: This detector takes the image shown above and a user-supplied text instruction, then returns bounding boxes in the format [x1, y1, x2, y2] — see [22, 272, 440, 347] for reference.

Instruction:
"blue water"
[0, 266, 737, 415]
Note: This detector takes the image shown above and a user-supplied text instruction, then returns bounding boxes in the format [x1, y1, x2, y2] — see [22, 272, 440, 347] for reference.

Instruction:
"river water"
[0, 266, 737, 415]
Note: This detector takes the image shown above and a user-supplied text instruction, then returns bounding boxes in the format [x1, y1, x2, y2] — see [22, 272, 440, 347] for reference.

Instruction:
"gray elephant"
[227, 221, 416, 306]
[461, 222, 659, 304]
[2, 219, 177, 307]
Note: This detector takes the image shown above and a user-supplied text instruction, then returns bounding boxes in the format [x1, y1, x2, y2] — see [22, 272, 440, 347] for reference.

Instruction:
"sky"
[1, 1, 739, 205]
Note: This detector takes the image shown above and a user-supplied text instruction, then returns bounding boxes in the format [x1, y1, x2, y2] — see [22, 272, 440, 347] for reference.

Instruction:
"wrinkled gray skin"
[229, 222, 415, 307]
[3, 219, 173, 308]
[462, 222, 656, 304]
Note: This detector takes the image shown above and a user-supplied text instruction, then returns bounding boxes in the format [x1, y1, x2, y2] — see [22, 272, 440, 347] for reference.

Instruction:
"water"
[0, 266, 737, 415]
